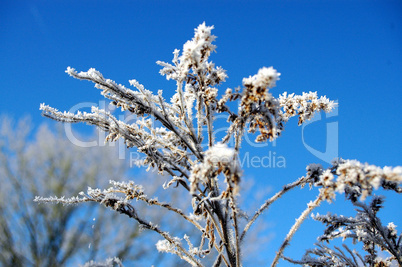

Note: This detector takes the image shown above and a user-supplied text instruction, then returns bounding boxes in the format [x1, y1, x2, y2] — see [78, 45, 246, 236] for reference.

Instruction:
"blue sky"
[1, 0, 401, 265]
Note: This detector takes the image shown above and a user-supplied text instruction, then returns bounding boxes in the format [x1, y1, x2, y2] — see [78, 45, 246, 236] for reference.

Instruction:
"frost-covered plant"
[284, 196, 402, 266]
[37, 23, 401, 266]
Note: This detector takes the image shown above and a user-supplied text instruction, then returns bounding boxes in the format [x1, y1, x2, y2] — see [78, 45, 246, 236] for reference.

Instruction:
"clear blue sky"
[1, 0, 401, 265]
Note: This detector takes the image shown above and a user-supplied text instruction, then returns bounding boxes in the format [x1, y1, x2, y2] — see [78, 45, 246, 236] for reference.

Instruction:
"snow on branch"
[286, 197, 402, 266]
[307, 159, 402, 201]
[35, 180, 203, 266]
[278, 91, 337, 125]
[221, 70, 337, 146]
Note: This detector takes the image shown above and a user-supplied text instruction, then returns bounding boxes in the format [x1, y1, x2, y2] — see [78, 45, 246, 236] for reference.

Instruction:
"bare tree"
[0, 116, 191, 266]
[37, 23, 401, 266]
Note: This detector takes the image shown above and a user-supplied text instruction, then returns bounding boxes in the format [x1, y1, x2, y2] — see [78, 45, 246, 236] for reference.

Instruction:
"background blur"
[1, 1, 401, 266]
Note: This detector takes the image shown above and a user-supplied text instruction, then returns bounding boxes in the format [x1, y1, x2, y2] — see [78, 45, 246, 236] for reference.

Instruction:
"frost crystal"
[242, 66, 280, 89]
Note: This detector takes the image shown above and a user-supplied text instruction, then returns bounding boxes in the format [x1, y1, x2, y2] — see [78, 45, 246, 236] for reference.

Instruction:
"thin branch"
[65, 68, 204, 160]
[230, 197, 241, 267]
[175, 81, 200, 152]
[271, 192, 324, 267]
[140, 196, 203, 233]
[241, 175, 311, 241]
[206, 104, 214, 148]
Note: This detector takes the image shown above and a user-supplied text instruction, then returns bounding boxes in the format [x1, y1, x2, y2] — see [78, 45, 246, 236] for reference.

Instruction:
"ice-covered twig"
[241, 175, 313, 241]
[271, 192, 324, 267]
[309, 159, 402, 201]
[287, 196, 402, 266]
[36, 181, 203, 267]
